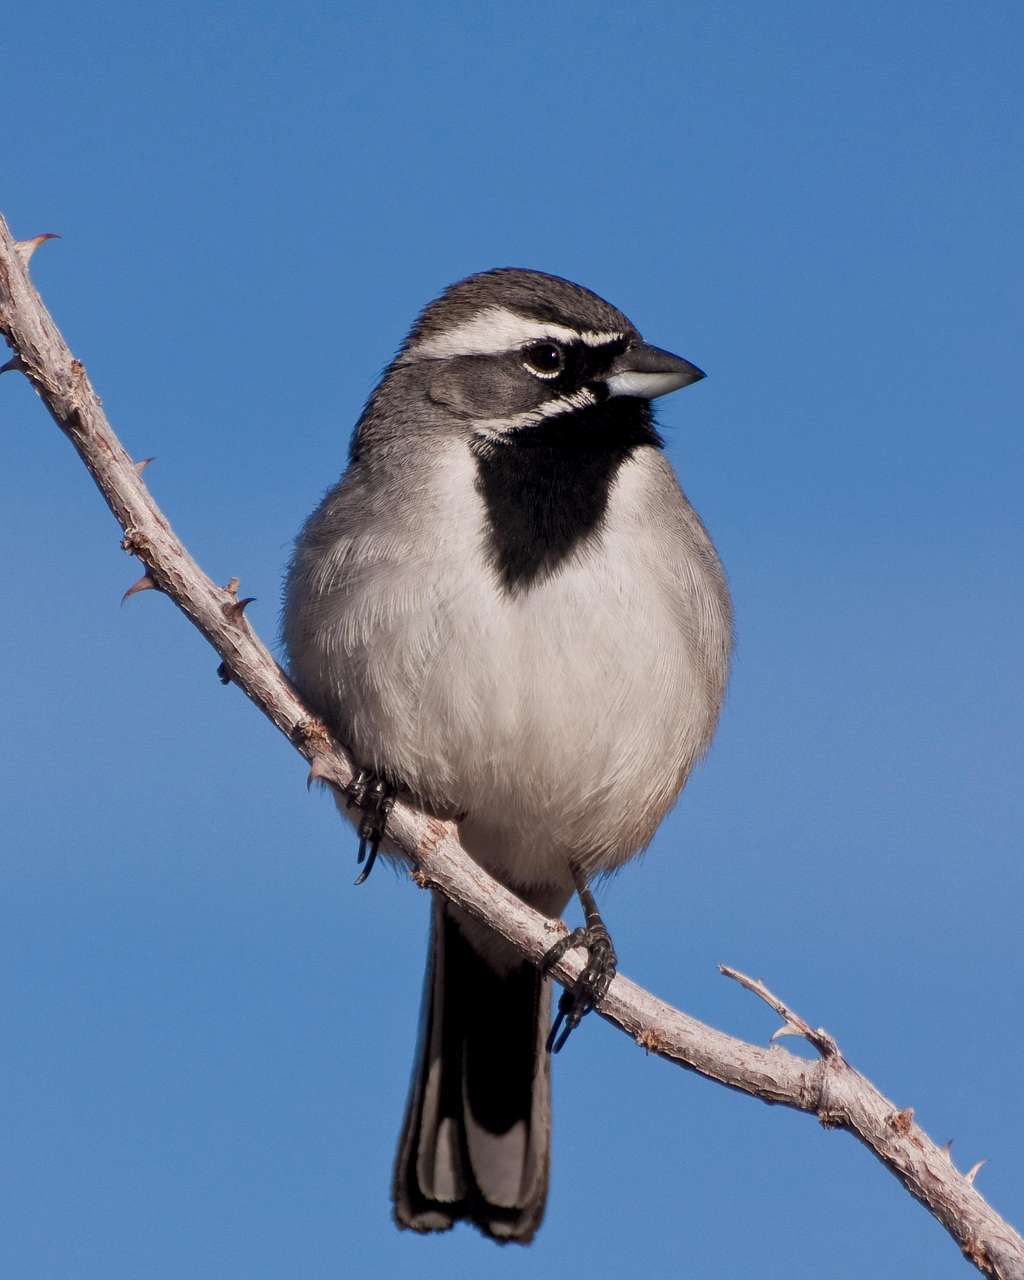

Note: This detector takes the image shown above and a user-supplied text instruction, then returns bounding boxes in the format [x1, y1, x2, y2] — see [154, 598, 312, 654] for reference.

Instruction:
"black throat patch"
[472, 398, 662, 595]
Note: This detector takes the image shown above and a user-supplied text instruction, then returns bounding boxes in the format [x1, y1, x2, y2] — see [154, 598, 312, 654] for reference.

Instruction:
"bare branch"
[2, 212, 1021, 1279]
[719, 964, 840, 1057]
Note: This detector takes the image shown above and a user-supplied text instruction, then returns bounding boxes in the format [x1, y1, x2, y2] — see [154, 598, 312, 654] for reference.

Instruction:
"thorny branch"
[1, 213, 1021, 1279]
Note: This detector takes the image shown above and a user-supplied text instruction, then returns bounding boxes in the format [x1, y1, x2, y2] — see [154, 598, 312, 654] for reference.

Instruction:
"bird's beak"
[605, 342, 705, 400]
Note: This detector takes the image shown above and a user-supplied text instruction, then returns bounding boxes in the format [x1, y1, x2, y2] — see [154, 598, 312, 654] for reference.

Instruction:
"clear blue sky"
[3, 4, 1021, 1277]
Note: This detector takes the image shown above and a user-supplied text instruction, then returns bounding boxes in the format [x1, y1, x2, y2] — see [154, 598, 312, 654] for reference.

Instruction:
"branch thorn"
[770, 1021, 806, 1043]
[1, 353, 25, 374]
[225, 596, 256, 623]
[965, 1160, 986, 1187]
[306, 755, 334, 791]
[121, 573, 157, 604]
[134, 456, 155, 474]
[220, 576, 255, 623]
[14, 232, 60, 264]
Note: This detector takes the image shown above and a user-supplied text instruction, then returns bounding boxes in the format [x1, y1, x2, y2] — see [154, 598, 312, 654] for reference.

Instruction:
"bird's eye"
[521, 342, 565, 378]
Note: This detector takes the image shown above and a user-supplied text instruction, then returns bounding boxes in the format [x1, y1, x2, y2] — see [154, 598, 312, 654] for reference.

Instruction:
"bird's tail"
[393, 894, 551, 1244]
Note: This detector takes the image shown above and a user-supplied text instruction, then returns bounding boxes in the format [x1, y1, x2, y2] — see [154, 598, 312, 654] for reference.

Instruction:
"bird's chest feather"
[318, 442, 726, 853]
[470, 398, 659, 595]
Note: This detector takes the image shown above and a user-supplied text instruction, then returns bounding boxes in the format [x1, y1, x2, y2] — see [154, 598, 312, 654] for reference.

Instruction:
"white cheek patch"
[472, 387, 599, 442]
[401, 306, 625, 362]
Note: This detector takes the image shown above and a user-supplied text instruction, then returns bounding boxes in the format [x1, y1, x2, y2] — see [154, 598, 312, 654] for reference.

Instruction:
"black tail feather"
[393, 896, 551, 1244]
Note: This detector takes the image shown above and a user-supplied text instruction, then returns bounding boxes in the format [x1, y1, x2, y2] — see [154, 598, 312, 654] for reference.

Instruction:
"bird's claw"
[346, 770, 396, 885]
[542, 923, 617, 1053]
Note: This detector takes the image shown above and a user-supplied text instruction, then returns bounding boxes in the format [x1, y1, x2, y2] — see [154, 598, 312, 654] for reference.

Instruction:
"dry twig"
[2, 213, 1021, 1279]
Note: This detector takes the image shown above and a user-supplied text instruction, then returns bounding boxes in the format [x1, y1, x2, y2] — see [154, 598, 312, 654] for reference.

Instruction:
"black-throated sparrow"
[283, 269, 732, 1243]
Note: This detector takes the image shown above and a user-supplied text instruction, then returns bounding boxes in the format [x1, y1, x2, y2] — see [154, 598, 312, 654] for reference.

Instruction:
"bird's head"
[382, 268, 703, 448]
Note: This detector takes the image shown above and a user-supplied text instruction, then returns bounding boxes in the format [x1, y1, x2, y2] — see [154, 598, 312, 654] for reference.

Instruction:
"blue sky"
[3, 3, 1022, 1276]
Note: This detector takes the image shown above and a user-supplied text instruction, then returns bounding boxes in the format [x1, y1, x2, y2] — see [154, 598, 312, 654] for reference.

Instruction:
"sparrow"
[282, 268, 732, 1243]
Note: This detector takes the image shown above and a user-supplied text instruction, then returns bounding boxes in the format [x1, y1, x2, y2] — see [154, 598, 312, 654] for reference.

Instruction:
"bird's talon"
[542, 922, 618, 1053]
[346, 772, 396, 885]
[346, 769, 370, 809]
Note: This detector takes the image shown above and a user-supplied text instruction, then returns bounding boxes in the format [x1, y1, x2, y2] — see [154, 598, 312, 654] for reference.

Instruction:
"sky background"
[3, 3, 1022, 1277]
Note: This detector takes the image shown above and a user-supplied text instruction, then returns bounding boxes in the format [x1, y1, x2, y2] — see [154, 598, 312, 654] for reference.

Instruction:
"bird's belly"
[344, 549, 715, 896]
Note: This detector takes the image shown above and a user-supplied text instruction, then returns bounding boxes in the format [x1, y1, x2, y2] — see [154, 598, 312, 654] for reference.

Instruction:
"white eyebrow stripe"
[400, 307, 625, 362]
[472, 387, 599, 440]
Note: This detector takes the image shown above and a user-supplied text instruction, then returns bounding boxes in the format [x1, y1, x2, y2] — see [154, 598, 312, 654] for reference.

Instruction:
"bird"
[282, 268, 732, 1244]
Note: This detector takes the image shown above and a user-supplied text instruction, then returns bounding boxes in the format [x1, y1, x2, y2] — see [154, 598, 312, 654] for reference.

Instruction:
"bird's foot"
[345, 770, 396, 885]
[542, 922, 618, 1053]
